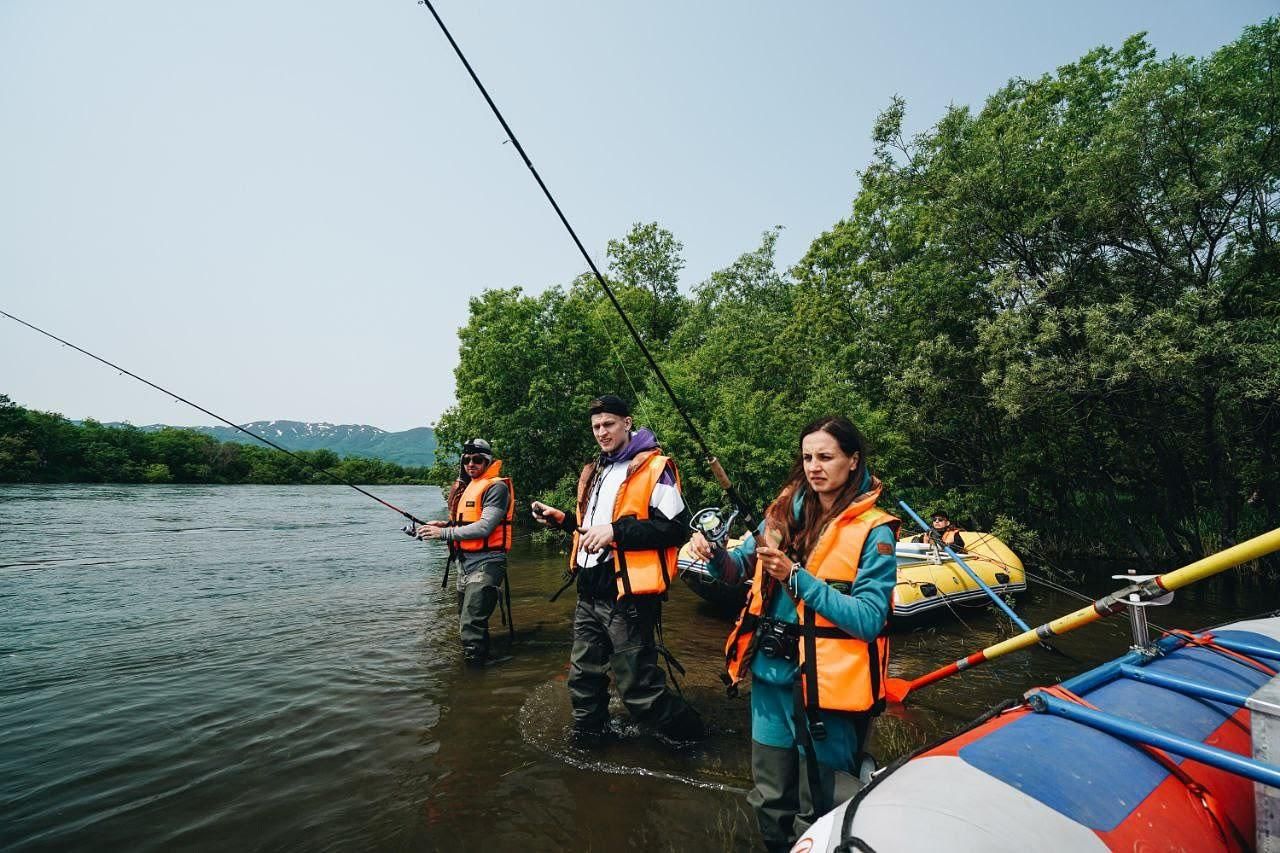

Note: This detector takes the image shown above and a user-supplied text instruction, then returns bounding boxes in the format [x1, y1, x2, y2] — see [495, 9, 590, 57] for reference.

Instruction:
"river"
[2, 484, 1276, 851]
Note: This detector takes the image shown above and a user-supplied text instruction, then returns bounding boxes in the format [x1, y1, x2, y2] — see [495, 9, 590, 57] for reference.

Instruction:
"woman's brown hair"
[764, 416, 870, 563]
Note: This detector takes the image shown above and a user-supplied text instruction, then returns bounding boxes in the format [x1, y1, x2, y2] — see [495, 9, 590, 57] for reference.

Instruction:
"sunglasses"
[461, 455, 489, 465]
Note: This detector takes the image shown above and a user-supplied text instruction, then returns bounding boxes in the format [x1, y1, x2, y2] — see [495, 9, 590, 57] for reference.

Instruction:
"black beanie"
[588, 394, 631, 417]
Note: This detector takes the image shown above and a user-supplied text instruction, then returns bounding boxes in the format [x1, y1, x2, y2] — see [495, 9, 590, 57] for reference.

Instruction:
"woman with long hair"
[688, 416, 898, 852]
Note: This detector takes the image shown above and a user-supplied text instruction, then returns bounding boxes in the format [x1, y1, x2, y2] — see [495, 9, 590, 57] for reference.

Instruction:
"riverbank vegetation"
[0, 396, 436, 485]
[434, 21, 1279, 570]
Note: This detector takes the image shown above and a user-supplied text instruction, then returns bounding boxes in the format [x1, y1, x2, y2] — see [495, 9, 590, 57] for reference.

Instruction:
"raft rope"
[0, 308, 426, 526]
[936, 589, 976, 630]
[1161, 629, 1278, 677]
[414, 0, 761, 533]
[895, 568, 975, 631]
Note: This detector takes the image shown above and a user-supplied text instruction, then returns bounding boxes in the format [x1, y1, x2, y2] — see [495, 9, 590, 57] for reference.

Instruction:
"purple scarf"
[598, 428, 675, 485]
[600, 427, 658, 465]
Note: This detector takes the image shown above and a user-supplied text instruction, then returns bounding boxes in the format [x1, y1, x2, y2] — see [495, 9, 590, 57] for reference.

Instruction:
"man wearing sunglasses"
[418, 438, 514, 665]
[912, 510, 965, 551]
[531, 395, 704, 741]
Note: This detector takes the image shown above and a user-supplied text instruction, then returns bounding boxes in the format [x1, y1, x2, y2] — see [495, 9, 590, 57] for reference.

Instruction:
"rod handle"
[708, 457, 732, 490]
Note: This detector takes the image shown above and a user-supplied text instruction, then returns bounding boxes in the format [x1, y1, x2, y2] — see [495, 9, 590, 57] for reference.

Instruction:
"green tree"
[0, 396, 436, 486]
[437, 19, 1279, 570]
[607, 221, 687, 341]
[794, 20, 1280, 562]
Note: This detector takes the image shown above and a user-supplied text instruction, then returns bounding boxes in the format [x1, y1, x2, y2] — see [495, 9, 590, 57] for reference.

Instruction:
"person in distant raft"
[530, 394, 704, 741]
[687, 416, 897, 852]
[912, 510, 965, 551]
[417, 438, 514, 665]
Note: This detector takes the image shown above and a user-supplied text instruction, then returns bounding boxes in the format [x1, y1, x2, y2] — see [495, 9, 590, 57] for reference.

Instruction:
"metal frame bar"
[1028, 691, 1280, 788]
[1116, 664, 1251, 708]
[1210, 636, 1280, 662]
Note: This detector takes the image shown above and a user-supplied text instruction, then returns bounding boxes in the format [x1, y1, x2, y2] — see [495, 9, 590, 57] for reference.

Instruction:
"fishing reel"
[690, 506, 739, 548]
[402, 521, 418, 538]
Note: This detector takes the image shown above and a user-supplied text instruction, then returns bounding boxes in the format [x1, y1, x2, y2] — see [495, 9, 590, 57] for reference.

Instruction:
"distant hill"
[111, 420, 437, 467]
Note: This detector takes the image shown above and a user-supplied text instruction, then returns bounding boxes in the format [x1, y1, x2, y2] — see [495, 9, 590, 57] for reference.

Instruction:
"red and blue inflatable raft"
[797, 614, 1280, 852]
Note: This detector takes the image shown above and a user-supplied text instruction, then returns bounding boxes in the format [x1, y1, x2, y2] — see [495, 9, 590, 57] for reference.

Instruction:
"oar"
[885, 525, 1280, 703]
[898, 500, 1031, 632]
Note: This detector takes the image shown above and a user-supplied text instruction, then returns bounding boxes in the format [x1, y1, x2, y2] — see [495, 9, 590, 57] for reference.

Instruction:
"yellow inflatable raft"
[891, 531, 1025, 623]
[678, 531, 1026, 624]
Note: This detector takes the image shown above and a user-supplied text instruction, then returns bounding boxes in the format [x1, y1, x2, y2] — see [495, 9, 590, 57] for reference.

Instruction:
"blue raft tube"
[796, 613, 1280, 852]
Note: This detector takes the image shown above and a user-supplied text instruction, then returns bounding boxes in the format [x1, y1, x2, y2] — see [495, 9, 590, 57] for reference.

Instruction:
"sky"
[2, 1, 1273, 432]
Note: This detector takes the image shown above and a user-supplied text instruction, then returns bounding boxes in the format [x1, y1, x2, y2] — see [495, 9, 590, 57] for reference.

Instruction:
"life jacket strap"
[615, 549, 635, 598]
[792, 681, 829, 814]
[800, 606, 826, 740]
[441, 552, 454, 590]
[652, 601, 686, 697]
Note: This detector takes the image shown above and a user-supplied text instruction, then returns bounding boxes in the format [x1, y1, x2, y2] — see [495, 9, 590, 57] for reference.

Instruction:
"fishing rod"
[885, 524, 1280, 703]
[1, 308, 426, 528]
[415, 0, 761, 534]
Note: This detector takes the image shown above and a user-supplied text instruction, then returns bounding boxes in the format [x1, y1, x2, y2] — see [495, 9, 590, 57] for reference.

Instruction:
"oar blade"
[885, 677, 913, 703]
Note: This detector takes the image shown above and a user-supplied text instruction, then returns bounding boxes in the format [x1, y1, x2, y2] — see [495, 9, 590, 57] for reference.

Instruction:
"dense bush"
[434, 21, 1280, 570]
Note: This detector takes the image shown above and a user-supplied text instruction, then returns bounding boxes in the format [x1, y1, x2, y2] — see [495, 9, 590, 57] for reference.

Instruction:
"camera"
[757, 618, 799, 661]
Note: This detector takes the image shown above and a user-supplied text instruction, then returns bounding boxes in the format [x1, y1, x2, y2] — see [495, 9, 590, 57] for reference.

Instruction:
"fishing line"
[1, 309, 426, 526]
[415, 0, 760, 530]
[600, 319, 644, 407]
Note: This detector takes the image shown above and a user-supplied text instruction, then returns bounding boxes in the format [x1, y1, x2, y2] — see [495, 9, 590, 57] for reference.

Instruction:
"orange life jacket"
[450, 460, 514, 553]
[571, 448, 680, 597]
[913, 528, 959, 546]
[723, 488, 899, 714]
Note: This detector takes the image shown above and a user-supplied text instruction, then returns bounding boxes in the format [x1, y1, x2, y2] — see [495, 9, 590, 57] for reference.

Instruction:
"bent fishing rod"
[416, 0, 760, 533]
[1, 308, 426, 528]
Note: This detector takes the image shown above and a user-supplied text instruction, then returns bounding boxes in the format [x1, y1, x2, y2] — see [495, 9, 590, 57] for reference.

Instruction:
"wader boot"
[747, 740, 839, 850]
[748, 740, 800, 853]
[458, 578, 500, 665]
[568, 595, 703, 737]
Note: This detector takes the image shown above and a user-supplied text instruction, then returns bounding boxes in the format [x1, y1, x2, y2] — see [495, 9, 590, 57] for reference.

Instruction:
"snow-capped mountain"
[133, 420, 437, 467]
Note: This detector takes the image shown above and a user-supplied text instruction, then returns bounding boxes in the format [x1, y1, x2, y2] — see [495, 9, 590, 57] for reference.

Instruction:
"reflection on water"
[2, 484, 1277, 851]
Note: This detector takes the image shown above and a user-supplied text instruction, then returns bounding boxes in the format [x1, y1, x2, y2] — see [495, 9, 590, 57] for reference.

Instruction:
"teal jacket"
[711, 469, 897, 688]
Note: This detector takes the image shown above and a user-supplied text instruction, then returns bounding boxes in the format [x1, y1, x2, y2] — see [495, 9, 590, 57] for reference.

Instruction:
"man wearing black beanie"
[531, 394, 704, 741]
